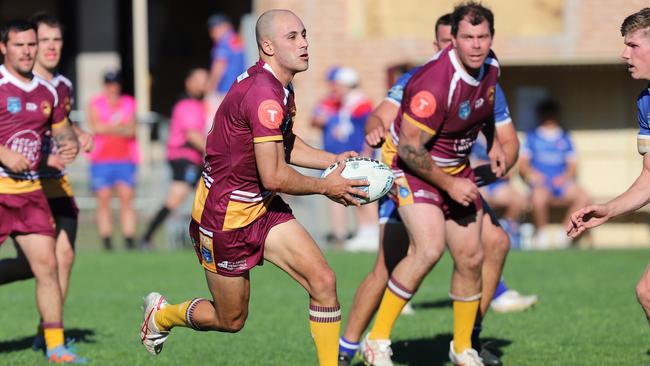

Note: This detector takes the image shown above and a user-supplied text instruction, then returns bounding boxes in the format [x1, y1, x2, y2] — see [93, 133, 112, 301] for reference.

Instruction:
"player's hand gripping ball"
[321, 157, 394, 205]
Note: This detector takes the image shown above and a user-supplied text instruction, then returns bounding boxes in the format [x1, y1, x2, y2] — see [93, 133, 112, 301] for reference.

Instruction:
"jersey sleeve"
[244, 86, 285, 143]
[385, 67, 419, 106]
[637, 89, 650, 155]
[400, 79, 445, 136]
[50, 89, 68, 129]
[493, 83, 512, 126]
[214, 39, 232, 62]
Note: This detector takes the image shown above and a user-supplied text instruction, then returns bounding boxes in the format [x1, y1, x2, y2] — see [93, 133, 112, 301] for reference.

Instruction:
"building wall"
[253, 0, 649, 143]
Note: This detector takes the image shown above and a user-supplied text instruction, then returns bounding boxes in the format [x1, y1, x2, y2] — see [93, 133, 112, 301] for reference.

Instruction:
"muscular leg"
[54, 217, 77, 301]
[636, 261, 650, 324]
[264, 219, 340, 366]
[342, 222, 409, 343]
[15, 234, 62, 324]
[479, 213, 510, 317]
[367, 203, 446, 341]
[446, 211, 484, 353]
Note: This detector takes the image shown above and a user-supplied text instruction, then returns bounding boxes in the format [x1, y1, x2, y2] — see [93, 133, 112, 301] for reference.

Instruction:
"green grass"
[0, 247, 648, 365]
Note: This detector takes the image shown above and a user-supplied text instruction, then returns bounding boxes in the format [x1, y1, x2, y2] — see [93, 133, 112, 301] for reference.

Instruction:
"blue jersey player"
[568, 7, 650, 326]
[519, 98, 590, 248]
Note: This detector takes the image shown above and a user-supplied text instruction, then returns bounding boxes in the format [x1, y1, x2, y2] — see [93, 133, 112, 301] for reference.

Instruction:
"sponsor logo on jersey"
[217, 259, 248, 271]
[399, 186, 410, 198]
[257, 99, 283, 129]
[459, 100, 471, 120]
[41, 100, 52, 117]
[26, 102, 37, 111]
[7, 97, 21, 113]
[410, 90, 437, 118]
[6, 130, 41, 166]
[474, 98, 484, 109]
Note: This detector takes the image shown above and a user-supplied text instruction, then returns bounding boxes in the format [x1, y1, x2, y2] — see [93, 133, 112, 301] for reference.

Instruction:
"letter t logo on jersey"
[258, 99, 283, 129]
[410, 91, 436, 118]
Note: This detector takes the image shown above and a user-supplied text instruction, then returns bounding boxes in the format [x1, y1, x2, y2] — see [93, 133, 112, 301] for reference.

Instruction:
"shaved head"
[255, 9, 297, 49]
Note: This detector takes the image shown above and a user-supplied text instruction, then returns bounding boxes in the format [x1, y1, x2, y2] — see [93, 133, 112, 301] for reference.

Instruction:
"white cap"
[334, 67, 359, 87]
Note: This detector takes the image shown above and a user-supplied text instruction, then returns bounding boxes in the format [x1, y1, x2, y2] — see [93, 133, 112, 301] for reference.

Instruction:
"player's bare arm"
[72, 124, 94, 152]
[365, 100, 398, 148]
[51, 120, 79, 163]
[0, 145, 30, 172]
[568, 153, 650, 238]
[398, 116, 478, 206]
[495, 122, 520, 170]
[254, 140, 367, 206]
[288, 134, 358, 170]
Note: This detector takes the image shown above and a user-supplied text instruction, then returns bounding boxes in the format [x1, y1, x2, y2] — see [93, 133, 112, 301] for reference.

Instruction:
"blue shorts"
[482, 179, 508, 198]
[90, 162, 137, 191]
[542, 178, 570, 198]
[378, 196, 401, 224]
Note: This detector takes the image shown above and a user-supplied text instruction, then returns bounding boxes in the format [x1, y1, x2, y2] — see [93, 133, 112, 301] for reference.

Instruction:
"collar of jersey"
[0, 65, 39, 92]
[262, 62, 291, 105]
[448, 49, 484, 87]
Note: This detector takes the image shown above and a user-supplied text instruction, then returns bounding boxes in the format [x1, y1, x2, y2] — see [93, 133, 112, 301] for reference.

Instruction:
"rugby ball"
[321, 157, 394, 205]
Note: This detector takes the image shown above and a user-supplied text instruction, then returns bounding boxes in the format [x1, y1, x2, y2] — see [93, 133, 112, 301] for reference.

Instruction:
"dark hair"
[435, 13, 452, 34]
[451, 1, 494, 37]
[536, 98, 561, 124]
[620, 8, 650, 37]
[0, 19, 36, 44]
[29, 12, 64, 33]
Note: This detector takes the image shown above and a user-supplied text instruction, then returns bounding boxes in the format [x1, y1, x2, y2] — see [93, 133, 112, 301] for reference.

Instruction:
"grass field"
[0, 246, 648, 365]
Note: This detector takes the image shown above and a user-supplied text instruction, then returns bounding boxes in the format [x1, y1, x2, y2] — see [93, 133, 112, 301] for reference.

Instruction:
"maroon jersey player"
[140, 10, 368, 366]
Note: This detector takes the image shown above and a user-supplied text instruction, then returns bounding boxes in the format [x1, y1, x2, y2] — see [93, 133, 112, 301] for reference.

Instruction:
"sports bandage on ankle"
[185, 298, 208, 331]
[309, 304, 341, 323]
[449, 293, 482, 302]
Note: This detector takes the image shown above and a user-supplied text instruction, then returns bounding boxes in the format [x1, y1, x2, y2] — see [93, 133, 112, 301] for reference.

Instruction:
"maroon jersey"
[37, 73, 74, 185]
[0, 65, 67, 194]
[192, 61, 296, 231]
[392, 47, 499, 176]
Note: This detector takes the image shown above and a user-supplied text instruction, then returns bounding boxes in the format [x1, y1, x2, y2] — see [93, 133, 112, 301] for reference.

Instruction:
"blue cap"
[326, 66, 340, 82]
[103, 70, 121, 84]
[207, 13, 230, 28]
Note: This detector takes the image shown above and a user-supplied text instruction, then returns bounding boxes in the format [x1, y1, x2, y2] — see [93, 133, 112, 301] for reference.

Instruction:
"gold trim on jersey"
[381, 133, 398, 166]
[403, 114, 436, 136]
[41, 176, 74, 198]
[253, 135, 283, 143]
[51, 117, 70, 129]
[0, 177, 41, 194]
[441, 162, 468, 175]
[395, 176, 414, 207]
[222, 193, 275, 231]
[191, 178, 210, 223]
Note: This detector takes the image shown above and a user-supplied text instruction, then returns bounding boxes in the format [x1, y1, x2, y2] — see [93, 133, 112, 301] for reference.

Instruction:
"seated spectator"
[519, 98, 591, 248]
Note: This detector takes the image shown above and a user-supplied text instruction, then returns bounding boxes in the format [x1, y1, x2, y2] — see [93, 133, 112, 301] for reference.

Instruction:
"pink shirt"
[88, 93, 139, 163]
[166, 98, 205, 165]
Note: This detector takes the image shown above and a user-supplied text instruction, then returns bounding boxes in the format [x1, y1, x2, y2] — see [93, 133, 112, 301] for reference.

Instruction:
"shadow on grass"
[0, 328, 95, 354]
[351, 333, 512, 366]
[411, 298, 453, 310]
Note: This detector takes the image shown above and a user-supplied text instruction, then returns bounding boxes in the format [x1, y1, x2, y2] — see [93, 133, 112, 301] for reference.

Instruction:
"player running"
[567, 6, 650, 326]
[140, 10, 368, 366]
[356, 3, 504, 365]
[0, 13, 93, 354]
[339, 10, 533, 366]
[0, 19, 85, 363]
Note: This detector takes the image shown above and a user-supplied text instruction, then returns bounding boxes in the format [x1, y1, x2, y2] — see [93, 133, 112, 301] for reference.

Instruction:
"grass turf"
[0, 247, 648, 365]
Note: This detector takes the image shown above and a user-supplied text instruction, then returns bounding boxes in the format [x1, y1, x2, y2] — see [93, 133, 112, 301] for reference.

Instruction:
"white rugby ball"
[321, 157, 394, 205]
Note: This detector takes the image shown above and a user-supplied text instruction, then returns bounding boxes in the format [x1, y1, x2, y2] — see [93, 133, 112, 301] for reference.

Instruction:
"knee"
[413, 244, 443, 267]
[221, 315, 247, 333]
[57, 246, 75, 270]
[531, 189, 548, 207]
[456, 246, 484, 273]
[636, 280, 650, 305]
[32, 254, 58, 278]
[483, 229, 510, 257]
[308, 266, 337, 300]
